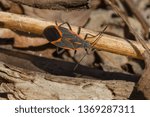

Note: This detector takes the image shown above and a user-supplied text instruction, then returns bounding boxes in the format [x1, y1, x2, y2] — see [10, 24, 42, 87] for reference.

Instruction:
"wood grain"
[0, 61, 135, 99]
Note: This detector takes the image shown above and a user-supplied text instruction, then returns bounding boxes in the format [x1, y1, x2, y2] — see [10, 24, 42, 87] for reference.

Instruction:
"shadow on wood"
[0, 47, 139, 82]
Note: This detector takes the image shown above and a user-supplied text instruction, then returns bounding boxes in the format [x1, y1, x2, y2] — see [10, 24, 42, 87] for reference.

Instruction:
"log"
[0, 61, 135, 100]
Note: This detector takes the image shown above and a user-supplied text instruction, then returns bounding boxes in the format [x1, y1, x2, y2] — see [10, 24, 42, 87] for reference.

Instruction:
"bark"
[0, 61, 135, 100]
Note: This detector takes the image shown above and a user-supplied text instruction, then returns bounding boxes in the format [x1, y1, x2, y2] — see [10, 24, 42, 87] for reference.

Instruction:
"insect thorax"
[43, 26, 62, 42]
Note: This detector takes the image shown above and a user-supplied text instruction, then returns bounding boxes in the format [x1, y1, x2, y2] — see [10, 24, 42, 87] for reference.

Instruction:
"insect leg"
[73, 25, 108, 71]
[82, 33, 98, 54]
[84, 48, 89, 54]
[84, 33, 99, 40]
[59, 22, 72, 31]
[90, 25, 108, 47]
[84, 25, 108, 46]
[56, 47, 65, 54]
[55, 21, 59, 26]
[73, 53, 87, 71]
[73, 33, 96, 71]
[73, 50, 77, 57]
[77, 26, 82, 35]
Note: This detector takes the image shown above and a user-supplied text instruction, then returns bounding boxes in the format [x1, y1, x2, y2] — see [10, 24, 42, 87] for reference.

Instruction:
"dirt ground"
[0, 0, 150, 100]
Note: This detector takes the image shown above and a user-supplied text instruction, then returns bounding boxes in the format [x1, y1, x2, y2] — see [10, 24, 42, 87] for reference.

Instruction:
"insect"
[43, 21, 107, 70]
[43, 22, 91, 51]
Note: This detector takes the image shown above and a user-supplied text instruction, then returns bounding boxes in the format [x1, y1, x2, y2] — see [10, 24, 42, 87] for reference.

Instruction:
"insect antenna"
[73, 25, 108, 71]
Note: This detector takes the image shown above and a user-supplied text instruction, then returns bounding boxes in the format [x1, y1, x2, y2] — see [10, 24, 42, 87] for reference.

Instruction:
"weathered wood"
[0, 46, 136, 100]
[0, 61, 135, 100]
[137, 52, 150, 99]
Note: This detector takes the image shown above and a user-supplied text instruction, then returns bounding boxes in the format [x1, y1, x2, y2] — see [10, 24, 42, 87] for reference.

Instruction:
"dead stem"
[0, 11, 148, 59]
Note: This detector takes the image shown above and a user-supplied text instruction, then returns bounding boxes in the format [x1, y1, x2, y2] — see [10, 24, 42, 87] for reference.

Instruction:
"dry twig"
[0, 11, 149, 59]
[124, 0, 149, 38]
[106, 0, 150, 56]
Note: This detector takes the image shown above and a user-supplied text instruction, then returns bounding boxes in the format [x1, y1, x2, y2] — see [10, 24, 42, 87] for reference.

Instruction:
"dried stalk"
[124, 0, 149, 38]
[106, 0, 150, 56]
[0, 11, 148, 59]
